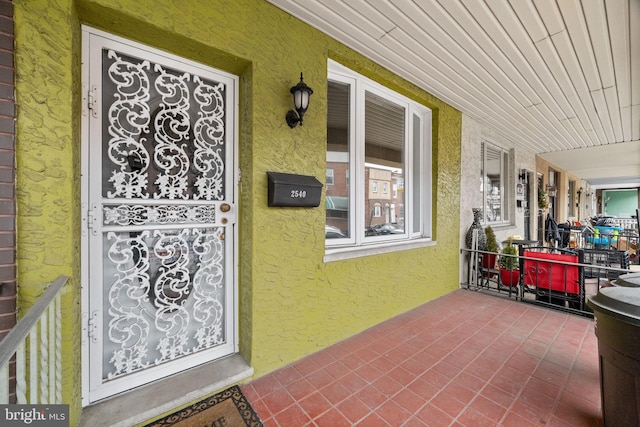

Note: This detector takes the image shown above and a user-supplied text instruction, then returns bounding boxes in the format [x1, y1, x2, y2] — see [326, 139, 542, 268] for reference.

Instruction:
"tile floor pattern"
[241, 290, 603, 426]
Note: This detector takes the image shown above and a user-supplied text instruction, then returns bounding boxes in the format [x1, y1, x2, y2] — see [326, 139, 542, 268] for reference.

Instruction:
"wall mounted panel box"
[267, 172, 323, 207]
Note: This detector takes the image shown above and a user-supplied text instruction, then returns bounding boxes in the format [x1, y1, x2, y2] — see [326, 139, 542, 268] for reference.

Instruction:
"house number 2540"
[290, 190, 307, 198]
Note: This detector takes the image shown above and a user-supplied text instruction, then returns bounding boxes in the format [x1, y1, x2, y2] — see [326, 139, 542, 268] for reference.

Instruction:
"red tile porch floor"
[241, 289, 602, 426]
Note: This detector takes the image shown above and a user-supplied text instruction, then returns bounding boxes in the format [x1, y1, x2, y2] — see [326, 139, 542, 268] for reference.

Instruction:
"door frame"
[80, 26, 240, 406]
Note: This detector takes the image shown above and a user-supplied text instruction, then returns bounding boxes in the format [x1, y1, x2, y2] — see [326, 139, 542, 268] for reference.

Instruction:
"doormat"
[145, 385, 263, 427]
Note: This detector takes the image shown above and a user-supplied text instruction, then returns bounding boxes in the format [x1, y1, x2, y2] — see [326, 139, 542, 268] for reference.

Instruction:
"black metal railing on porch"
[463, 245, 631, 317]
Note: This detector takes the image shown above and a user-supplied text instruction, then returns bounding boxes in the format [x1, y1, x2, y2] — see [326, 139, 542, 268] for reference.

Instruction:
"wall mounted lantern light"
[286, 72, 313, 128]
[518, 170, 527, 183]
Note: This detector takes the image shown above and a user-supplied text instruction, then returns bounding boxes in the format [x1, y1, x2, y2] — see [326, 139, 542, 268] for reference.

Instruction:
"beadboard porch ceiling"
[268, 0, 640, 189]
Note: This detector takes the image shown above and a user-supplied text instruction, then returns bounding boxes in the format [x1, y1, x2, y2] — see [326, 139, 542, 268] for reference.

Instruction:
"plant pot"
[482, 253, 497, 277]
[500, 268, 520, 287]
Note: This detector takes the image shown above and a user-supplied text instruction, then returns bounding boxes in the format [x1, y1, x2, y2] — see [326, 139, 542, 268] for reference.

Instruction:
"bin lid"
[588, 287, 640, 325]
[612, 272, 640, 288]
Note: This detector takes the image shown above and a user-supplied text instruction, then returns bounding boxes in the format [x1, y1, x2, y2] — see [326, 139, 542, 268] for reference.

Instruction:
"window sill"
[79, 353, 253, 427]
[324, 238, 436, 262]
[485, 223, 516, 231]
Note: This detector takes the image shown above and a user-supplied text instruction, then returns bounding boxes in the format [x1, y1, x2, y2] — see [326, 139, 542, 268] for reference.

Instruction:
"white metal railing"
[615, 217, 638, 231]
[0, 276, 68, 404]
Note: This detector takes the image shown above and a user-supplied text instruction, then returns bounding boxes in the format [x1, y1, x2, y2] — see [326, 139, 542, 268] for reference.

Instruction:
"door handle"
[220, 203, 231, 212]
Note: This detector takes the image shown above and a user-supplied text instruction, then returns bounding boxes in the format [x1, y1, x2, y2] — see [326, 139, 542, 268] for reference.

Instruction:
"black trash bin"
[612, 272, 640, 288]
[588, 287, 640, 426]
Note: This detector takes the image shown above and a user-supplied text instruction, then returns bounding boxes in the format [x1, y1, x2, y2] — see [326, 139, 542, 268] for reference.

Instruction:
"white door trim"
[80, 26, 239, 406]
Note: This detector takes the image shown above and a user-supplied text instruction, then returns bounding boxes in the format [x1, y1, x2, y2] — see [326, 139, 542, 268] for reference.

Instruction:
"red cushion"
[523, 251, 580, 294]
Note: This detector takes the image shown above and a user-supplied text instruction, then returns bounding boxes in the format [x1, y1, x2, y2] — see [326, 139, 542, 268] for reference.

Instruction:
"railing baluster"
[48, 304, 55, 402]
[39, 315, 48, 404]
[16, 341, 26, 403]
[55, 292, 62, 404]
[29, 325, 37, 403]
[0, 362, 8, 403]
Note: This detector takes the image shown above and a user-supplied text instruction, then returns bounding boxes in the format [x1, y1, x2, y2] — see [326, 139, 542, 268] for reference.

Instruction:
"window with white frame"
[480, 141, 510, 224]
[326, 168, 334, 185]
[325, 60, 432, 250]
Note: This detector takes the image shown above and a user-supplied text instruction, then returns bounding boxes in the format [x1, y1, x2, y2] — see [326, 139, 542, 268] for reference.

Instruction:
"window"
[326, 60, 432, 252]
[326, 168, 334, 185]
[568, 180, 575, 217]
[480, 141, 510, 224]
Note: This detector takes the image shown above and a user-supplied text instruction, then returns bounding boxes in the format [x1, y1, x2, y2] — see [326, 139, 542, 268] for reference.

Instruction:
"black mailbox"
[267, 172, 323, 207]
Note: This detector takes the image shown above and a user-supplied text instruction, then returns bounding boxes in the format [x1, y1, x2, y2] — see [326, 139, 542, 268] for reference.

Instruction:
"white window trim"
[324, 239, 437, 262]
[325, 60, 433, 259]
[481, 140, 510, 226]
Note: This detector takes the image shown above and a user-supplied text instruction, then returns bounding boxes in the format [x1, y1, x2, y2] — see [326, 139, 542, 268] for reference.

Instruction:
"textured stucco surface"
[459, 116, 539, 283]
[14, 0, 82, 423]
[14, 0, 462, 423]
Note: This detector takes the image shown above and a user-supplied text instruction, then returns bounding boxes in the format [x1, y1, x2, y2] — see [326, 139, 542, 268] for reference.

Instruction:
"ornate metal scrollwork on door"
[100, 48, 230, 380]
[104, 227, 226, 378]
[103, 49, 226, 202]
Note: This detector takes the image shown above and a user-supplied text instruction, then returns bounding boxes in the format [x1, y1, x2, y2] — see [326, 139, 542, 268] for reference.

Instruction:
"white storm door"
[81, 28, 238, 404]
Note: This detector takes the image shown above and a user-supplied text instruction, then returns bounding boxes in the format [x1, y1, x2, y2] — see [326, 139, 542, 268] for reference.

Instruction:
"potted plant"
[482, 226, 498, 276]
[498, 238, 520, 287]
[538, 186, 548, 209]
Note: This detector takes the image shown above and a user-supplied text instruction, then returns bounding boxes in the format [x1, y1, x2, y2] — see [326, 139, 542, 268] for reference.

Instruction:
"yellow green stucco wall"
[14, 0, 82, 423]
[14, 0, 461, 424]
